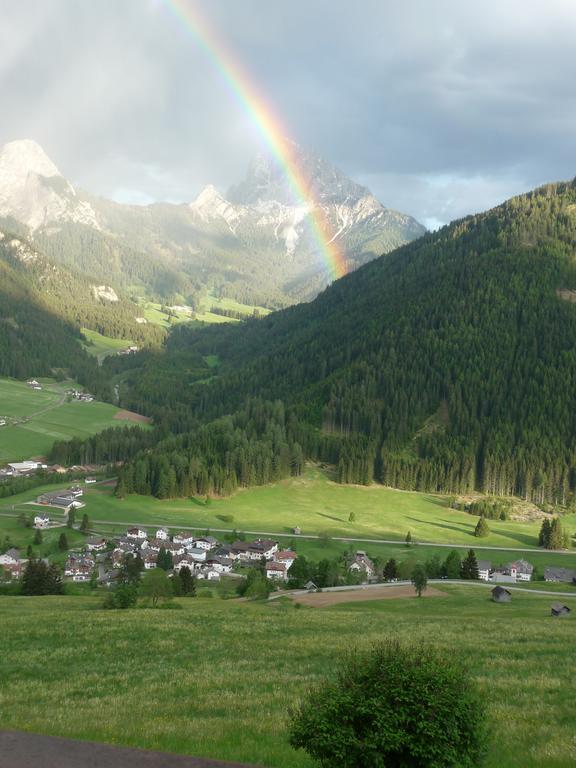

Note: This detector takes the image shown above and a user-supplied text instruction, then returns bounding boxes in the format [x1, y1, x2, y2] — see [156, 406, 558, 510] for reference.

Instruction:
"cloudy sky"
[1, 0, 575, 229]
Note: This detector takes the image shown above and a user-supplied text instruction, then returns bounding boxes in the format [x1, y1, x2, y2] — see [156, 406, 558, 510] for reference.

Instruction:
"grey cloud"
[0, 0, 574, 225]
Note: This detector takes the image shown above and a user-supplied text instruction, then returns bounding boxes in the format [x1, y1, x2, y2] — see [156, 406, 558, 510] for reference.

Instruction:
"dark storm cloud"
[1, 0, 574, 226]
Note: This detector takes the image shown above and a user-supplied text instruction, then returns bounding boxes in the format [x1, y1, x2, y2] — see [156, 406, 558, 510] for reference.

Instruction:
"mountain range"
[0, 139, 425, 307]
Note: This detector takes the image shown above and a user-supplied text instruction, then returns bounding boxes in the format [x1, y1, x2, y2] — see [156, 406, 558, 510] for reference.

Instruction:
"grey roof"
[551, 602, 571, 612]
[477, 560, 491, 570]
[491, 586, 511, 595]
[544, 567, 576, 582]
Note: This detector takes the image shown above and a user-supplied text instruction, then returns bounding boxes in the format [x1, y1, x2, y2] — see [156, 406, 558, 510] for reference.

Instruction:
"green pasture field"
[141, 294, 271, 329]
[0, 586, 574, 767]
[28, 467, 575, 551]
[81, 328, 134, 361]
[0, 377, 137, 462]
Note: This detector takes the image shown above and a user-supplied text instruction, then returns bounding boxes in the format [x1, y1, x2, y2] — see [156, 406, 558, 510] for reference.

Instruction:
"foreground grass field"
[0, 587, 574, 767]
[22, 467, 575, 551]
[0, 377, 141, 462]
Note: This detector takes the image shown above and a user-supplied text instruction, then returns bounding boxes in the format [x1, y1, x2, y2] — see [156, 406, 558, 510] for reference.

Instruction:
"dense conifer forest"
[87, 179, 576, 503]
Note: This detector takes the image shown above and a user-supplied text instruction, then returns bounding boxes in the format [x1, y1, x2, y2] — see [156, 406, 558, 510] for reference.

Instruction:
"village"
[2, 480, 576, 594]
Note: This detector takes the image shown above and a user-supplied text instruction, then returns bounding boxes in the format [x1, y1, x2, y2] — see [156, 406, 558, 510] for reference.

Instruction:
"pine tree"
[67, 508, 76, 529]
[548, 518, 566, 549]
[179, 566, 196, 596]
[348, 511, 356, 523]
[80, 513, 90, 533]
[405, 531, 412, 546]
[383, 558, 398, 582]
[443, 550, 462, 579]
[157, 547, 173, 571]
[33, 528, 42, 545]
[474, 516, 490, 538]
[461, 549, 480, 580]
[58, 533, 68, 552]
[538, 518, 551, 547]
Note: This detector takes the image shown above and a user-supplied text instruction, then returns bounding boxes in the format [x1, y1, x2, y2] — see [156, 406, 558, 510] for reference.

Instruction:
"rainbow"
[162, 0, 348, 282]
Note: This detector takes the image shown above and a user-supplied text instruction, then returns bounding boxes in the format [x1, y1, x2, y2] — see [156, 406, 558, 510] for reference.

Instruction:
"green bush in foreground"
[289, 639, 487, 768]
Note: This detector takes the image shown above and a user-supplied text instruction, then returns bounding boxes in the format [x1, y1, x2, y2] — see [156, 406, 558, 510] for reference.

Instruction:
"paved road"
[269, 579, 576, 600]
[0, 731, 260, 768]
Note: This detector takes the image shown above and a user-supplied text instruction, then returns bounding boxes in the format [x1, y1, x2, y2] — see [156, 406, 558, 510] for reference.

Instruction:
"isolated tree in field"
[33, 528, 42, 546]
[405, 530, 412, 546]
[348, 511, 356, 523]
[383, 558, 398, 581]
[179, 566, 196, 596]
[58, 533, 68, 552]
[66, 508, 76, 529]
[80, 513, 90, 533]
[140, 568, 173, 607]
[443, 550, 462, 579]
[289, 640, 487, 768]
[474, 516, 490, 538]
[461, 549, 480, 580]
[411, 563, 428, 596]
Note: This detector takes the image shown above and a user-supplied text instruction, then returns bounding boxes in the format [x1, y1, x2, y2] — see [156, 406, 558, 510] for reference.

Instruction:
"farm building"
[544, 567, 576, 583]
[551, 603, 571, 618]
[491, 586, 512, 603]
[33, 514, 50, 529]
[36, 491, 85, 512]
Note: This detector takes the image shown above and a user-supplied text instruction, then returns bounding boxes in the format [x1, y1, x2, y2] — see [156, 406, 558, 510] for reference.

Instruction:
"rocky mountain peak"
[0, 139, 61, 182]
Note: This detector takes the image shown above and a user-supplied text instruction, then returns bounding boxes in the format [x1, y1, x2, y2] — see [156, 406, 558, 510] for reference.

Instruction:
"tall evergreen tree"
[461, 550, 480, 580]
[474, 516, 490, 538]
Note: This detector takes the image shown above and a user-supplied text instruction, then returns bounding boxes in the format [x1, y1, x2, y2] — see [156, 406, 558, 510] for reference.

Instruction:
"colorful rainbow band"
[162, 0, 348, 282]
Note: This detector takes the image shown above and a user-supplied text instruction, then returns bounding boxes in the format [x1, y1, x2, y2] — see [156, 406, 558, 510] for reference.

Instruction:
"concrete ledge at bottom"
[0, 731, 263, 768]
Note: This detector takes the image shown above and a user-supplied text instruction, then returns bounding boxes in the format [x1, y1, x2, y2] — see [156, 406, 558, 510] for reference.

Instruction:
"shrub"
[289, 639, 487, 768]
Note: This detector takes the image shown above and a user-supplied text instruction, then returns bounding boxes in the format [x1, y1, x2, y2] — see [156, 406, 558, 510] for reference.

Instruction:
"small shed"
[292, 526, 302, 535]
[304, 580, 317, 592]
[491, 586, 511, 603]
[551, 602, 571, 618]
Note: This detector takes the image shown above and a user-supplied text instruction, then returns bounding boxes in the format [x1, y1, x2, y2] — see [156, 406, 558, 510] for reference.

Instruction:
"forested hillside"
[0, 229, 164, 395]
[64, 179, 576, 504]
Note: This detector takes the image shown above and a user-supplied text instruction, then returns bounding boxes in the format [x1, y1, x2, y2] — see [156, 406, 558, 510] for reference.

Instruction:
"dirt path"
[114, 409, 152, 424]
[290, 584, 445, 607]
[0, 731, 261, 768]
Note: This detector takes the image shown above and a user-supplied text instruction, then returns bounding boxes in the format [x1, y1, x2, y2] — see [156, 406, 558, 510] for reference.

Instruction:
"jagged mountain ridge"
[0, 139, 425, 306]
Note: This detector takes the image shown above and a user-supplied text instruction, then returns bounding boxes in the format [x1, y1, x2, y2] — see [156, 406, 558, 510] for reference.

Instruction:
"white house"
[274, 550, 297, 570]
[193, 536, 219, 551]
[126, 527, 147, 540]
[173, 532, 195, 546]
[64, 555, 95, 581]
[86, 537, 107, 552]
[188, 547, 207, 562]
[173, 554, 197, 572]
[143, 552, 158, 570]
[84, 477, 97, 484]
[477, 560, 491, 581]
[156, 527, 170, 541]
[34, 514, 50, 529]
[196, 568, 220, 581]
[348, 551, 375, 580]
[205, 556, 233, 574]
[249, 539, 279, 560]
[0, 548, 20, 566]
[265, 562, 287, 581]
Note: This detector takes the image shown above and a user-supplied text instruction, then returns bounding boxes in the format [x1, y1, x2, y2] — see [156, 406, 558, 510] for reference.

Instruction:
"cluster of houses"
[108, 527, 297, 583]
[0, 548, 24, 580]
[66, 389, 94, 402]
[477, 559, 534, 583]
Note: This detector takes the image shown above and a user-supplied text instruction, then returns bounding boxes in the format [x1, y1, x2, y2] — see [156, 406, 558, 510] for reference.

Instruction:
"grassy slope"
[0, 377, 127, 462]
[44, 467, 576, 550]
[0, 587, 575, 767]
[81, 328, 134, 361]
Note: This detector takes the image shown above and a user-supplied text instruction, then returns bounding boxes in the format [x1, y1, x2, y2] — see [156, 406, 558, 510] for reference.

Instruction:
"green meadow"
[33, 467, 576, 551]
[81, 328, 134, 361]
[0, 586, 574, 767]
[0, 377, 131, 462]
